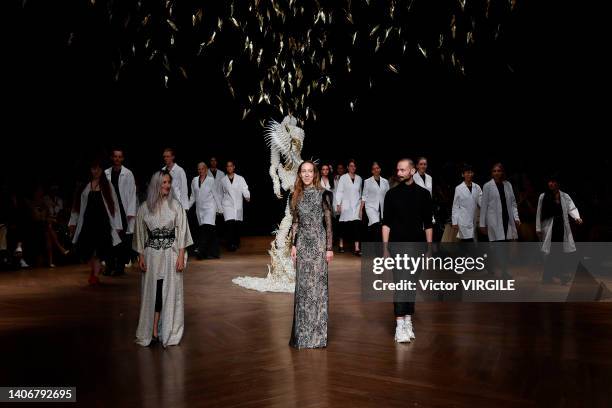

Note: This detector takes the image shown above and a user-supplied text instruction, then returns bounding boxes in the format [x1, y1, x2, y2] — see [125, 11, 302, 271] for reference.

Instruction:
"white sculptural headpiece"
[264, 115, 305, 198]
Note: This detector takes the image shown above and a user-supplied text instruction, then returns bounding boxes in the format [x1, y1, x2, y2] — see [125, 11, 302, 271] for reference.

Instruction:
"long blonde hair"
[147, 170, 174, 212]
[291, 161, 321, 211]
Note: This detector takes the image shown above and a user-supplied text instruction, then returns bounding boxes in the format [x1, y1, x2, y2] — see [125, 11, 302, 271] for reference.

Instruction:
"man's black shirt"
[382, 181, 433, 242]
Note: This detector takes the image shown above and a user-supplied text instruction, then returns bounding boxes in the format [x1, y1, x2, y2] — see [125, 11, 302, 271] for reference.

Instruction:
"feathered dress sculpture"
[232, 115, 304, 292]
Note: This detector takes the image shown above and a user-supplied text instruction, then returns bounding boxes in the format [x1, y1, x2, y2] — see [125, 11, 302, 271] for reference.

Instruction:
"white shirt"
[336, 173, 363, 222]
[361, 176, 389, 226]
[536, 191, 580, 254]
[105, 166, 138, 234]
[480, 179, 520, 241]
[189, 175, 222, 226]
[451, 181, 482, 239]
[414, 172, 433, 196]
[163, 163, 189, 210]
[220, 174, 250, 221]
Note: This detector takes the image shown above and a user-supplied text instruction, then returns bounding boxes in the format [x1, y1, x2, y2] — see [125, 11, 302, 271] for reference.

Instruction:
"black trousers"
[107, 233, 133, 274]
[543, 246, 576, 282]
[225, 220, 242, 250]
[393, 266, 418, 317]
[340, 220, 361, 246]
[155, 279, 163, 312]
[198, 224, 220, 258]
[367, 222, 383, 242]
[391, 243, 425, 317]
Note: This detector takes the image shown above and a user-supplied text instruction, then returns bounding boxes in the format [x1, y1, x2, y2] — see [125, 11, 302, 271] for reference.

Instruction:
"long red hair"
[290, 161, 321, 211]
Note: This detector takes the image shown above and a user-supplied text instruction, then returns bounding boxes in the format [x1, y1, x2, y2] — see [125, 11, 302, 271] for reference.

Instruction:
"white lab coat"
[336, 173, 363, 222]
[163, 163, 189, 209]
[451, 182, 482, 240]
[361, 176, 389, 226]
[536, 191, 580, 254]
[207, 168, 225, 181]
[414, 172, 433, 195]
[207, 168, 225, 200]
[480, 179, 520, 241]
[69, 183, 122, 246]
[105, 166, 138, 234]
[220, 174, 250, 221]
[189, 175, 222, 226]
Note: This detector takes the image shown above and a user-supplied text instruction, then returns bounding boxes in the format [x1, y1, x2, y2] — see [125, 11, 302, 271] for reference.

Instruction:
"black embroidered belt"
[145, 227, 175, 250]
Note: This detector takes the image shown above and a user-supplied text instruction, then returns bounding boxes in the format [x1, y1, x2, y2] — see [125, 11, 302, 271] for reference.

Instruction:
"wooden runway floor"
[1, 237, 611, 407]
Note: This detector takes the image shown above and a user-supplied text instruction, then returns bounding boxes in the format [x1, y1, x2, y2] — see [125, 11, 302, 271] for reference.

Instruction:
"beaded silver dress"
[289, 187, 333, 349]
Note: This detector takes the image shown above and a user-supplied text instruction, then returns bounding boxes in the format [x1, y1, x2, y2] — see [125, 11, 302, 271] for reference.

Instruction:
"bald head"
[397, 158, 415, 183]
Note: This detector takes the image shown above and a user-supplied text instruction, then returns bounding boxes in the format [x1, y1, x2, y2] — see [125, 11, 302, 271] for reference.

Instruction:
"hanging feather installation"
[74, 0, 518, 124]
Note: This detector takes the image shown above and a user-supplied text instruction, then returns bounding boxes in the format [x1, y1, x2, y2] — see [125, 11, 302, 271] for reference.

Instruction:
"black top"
[111, 168, 127, 231]
[419, 173, 427, 185]
[382, 182, 433, 242]
[550, 200, 565, 242]
[467, 184, 472, 193]
[496, 181, 509, 237]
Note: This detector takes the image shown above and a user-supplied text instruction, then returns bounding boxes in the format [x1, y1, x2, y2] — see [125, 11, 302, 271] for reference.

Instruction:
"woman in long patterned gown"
[133, 170, 193, 348]
[289, 161, 334, 349]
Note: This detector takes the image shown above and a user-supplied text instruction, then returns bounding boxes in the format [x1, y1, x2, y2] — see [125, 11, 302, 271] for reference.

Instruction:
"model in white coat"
[320, 164, 334, 193]
[479, 163, 520, 241]
[207, 156, 226, 202]
[451, 165, 482, 241]
[220, 160, 250, 251]
[104, 148, 138, 276]
[189, 162, 222, 259]
[536, 175, 583, 283]
[414, 157, 433, 195]
[162, 148, 189, 210]
[335, 160, 363, 255]
[69, 161, 122, 285]
[361, 162, 389, 242]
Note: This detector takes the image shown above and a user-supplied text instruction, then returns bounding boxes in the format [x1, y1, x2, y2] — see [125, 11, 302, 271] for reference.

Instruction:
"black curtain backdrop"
[3, 0, 608, 236]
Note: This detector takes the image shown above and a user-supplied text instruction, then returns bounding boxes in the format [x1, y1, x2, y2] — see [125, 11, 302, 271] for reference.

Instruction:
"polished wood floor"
[1, 237, 612, 407]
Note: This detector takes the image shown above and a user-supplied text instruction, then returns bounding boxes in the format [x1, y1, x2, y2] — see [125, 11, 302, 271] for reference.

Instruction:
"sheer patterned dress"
[289, 187, 334, 349]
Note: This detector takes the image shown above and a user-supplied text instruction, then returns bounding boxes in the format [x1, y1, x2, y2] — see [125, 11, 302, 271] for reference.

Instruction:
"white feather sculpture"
[232, 115, 304, 293]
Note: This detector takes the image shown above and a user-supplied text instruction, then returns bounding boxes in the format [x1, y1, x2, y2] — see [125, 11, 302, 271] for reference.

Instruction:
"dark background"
[3, 0, 608, 236]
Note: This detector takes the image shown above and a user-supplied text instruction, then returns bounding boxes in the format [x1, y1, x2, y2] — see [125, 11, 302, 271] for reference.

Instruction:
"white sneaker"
[394, 320, 410, 343]
[404, 317, 416, 340]
[19, 259, 30, 268]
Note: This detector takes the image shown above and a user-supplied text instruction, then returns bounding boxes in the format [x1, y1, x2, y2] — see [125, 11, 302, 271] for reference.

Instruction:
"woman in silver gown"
[290, 161, 334, 349]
